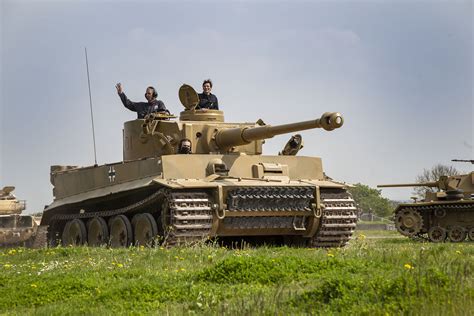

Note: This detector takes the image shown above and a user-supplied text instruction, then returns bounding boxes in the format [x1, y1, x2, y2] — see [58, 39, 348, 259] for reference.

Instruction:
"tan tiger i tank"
[0, 186, 37, 246]
[378, 160, 474, 242]
[39, 84, 357, 248]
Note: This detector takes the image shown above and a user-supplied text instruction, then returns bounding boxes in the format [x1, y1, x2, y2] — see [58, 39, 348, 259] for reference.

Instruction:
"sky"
[1, 0, 472, 214]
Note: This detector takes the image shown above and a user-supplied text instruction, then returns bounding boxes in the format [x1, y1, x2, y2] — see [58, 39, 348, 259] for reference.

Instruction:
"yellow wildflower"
[31, 284, 37, 288]
[404, 264, 414, 270]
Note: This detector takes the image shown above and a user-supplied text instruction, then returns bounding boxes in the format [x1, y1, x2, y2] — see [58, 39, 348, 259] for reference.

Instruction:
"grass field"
[1, 231, 473, 315]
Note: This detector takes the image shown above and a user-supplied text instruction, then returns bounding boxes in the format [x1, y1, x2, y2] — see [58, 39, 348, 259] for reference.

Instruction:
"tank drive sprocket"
[395, 208, 423, 237]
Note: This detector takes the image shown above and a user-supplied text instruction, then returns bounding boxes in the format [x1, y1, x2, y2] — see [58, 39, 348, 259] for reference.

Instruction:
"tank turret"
[0, 186, 26, 215]
[378, 173, 474, 201]
[123, 84, 343, 161]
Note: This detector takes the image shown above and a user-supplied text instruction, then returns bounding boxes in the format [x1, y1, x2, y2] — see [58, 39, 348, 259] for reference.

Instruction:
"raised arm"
[115, 82, 138, 112]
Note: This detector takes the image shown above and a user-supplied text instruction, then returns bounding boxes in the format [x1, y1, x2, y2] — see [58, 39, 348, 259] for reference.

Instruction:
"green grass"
[0, 232, 473, 315]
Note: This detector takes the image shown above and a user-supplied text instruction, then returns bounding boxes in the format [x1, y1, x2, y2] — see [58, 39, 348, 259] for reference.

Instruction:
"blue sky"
[1, 0, 472, 213]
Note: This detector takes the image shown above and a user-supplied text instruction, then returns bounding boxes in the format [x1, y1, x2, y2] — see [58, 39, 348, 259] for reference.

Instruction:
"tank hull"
[0, 214, 37, 247]
[41, 154, 357, 248]
[393, 200, 474, 242]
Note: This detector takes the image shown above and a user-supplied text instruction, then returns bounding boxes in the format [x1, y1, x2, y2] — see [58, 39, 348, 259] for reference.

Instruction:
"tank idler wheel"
[109, 215, 133, 248]
[87, 217, 109, 246]
[428, 226, 446, 243]
[468, 228, 474, 241]
[132, 213, 158, 246]
[448, 226, 466, 242]
[395, 209, 423, 237]
[62, 219, 87, 246]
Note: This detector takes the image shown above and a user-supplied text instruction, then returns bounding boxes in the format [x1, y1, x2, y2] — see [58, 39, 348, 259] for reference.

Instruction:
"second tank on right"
[378, 161, 474, 242]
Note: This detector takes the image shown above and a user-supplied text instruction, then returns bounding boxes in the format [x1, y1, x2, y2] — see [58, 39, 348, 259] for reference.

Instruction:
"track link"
[310, 190, 358, 248]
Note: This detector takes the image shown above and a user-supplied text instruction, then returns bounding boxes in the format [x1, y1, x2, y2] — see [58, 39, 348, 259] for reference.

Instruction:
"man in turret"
[115, 83, 168, 118]
[196, 79, 219, 110]
[177, 138, 192, 154]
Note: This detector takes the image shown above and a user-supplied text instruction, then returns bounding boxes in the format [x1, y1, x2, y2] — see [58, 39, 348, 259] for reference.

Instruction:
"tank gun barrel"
[377, 182, 439, 188]
[215, 112, 343, 149]
[452, 159, 474, 164]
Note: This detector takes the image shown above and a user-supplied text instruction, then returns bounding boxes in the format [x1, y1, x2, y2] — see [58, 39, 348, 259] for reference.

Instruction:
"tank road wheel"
[448, 226, 466, 243]
[109, 215, 133, 247]
[428, 226, 447, 243]
[62, 219, 87, 246]
[468, 228, 474, 241]
[87, 217, 109, 246]
[132, 213, 158, 246]
[395, 209, 423, 237]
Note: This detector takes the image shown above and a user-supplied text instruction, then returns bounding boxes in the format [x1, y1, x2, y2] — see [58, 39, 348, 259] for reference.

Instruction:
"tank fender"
[152, 178, 220, 189]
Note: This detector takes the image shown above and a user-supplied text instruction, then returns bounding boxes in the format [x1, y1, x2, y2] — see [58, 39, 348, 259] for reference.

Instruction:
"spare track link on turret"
[310, 189, 358, 248]
[222, 186, 315, 230]
[162, 191, 213, 246]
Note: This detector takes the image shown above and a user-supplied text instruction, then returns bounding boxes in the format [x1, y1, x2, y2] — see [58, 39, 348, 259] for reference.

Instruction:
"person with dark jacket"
[115, 82, 168, 118]
[197, 79, 219, 110]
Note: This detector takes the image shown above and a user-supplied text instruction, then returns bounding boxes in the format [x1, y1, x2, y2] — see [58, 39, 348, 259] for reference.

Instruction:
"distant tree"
[348, 183, 394, 218]
[414, 164, 459, 198]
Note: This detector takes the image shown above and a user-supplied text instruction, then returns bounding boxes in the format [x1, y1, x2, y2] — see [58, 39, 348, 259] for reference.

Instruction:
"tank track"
[46, 189, 166, 246]
[30, 225, 48, 249]
[310, 189, 358, 248]
[162, 191, 212, 246]
[47, 189, 213, 247]
[398, 201, 474, 242]
[45, 187, 358, 248]
[49, 189, 165, 221]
